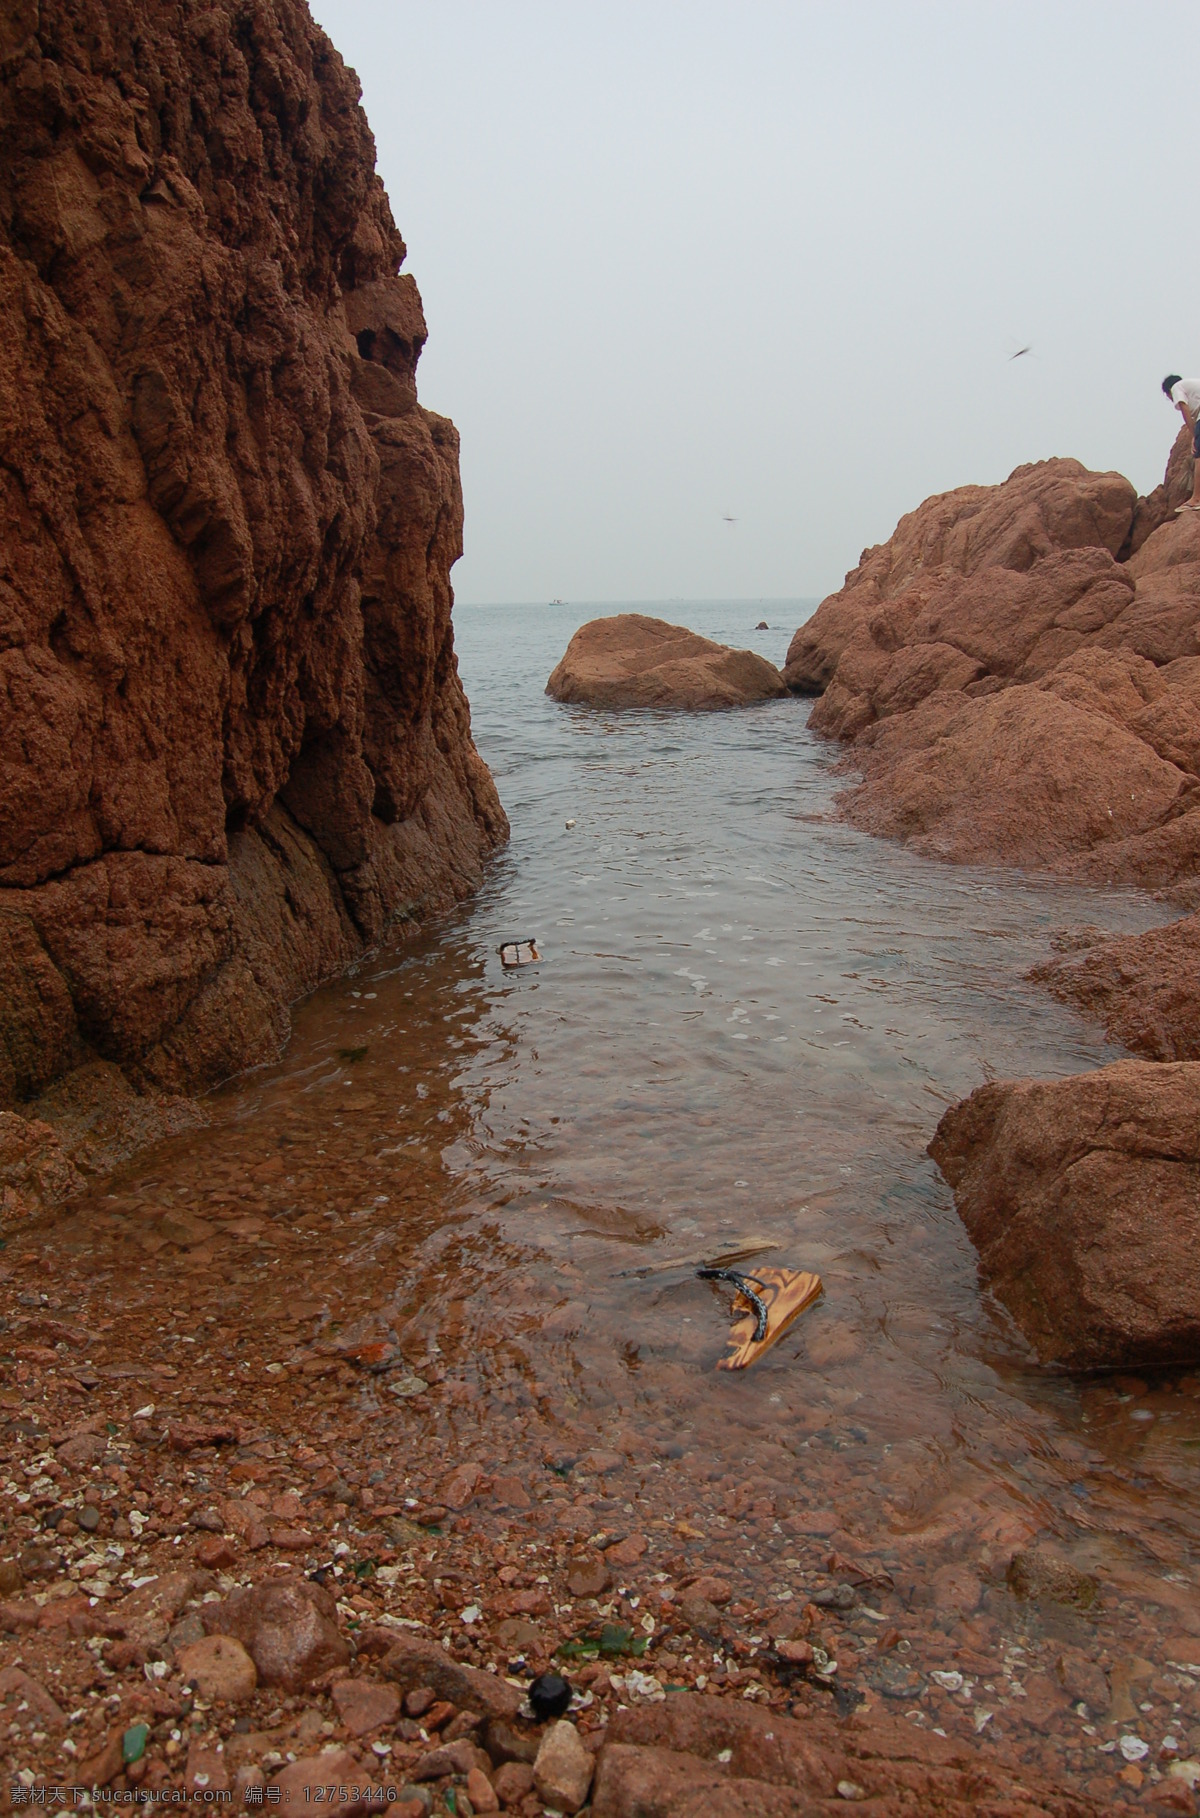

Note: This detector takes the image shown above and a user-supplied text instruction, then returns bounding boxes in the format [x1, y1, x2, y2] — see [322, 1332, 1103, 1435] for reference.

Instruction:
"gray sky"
[309, 0, 1197, 605]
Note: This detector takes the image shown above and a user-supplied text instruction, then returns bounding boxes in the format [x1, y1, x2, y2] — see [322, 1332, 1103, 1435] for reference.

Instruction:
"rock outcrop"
[784, 452, 1200, 884]
[0, 1059, 203, 1229]
[785, 457, 1141, 696]
[547, 614, 788, 710]
[1032, 914, 1200, 1062]
[790, 447, 1200, 1369]
[929, 1061, 1200, 1370]
[0, 0, 506, 1212]
[591, 1690, 1106, 1816]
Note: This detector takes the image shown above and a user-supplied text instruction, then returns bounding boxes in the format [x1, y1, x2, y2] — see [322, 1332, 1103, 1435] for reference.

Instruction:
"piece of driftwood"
[715, 1264, 822, 1370]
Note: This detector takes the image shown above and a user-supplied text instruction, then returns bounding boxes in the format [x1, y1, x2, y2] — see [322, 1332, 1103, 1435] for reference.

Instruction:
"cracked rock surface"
[0, 0, 506, 1221]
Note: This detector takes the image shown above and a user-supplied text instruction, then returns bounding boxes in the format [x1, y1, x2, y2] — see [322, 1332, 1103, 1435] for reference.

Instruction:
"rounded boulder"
[202, 1578, 349, 1692]
[546, 614, 787, 710]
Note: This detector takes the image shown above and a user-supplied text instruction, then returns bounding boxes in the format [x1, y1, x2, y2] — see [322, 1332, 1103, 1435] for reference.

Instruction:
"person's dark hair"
[1163, 373, 1183, 397]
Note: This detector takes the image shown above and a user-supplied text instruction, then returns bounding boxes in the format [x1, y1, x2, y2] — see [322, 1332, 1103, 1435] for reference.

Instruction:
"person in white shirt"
[1162, 374, 1200, 510]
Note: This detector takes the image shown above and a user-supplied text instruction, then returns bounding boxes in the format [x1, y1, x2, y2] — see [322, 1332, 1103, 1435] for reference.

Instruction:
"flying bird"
[721, 511, 738, 524]
[1009, 345, 1032, 361]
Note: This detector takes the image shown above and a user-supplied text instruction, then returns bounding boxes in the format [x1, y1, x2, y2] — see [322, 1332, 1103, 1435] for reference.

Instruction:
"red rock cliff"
[0, 0, 507, 1126]
[784, 449, 1200, 886]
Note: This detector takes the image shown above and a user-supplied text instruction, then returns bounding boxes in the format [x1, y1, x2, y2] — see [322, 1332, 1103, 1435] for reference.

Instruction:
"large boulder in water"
[546, 614, 787, 710]
[929, 1060, 1200, 1369]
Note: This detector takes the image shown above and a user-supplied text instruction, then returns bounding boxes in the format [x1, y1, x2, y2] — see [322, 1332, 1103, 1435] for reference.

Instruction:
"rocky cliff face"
[784, 449, 1200, 885]
[0, 0, 506, 1197]
[0, 0, 505, 1119]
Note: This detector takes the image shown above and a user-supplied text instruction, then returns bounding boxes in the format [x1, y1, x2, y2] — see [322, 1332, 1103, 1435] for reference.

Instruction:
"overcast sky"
[309, 0, 1197, 605]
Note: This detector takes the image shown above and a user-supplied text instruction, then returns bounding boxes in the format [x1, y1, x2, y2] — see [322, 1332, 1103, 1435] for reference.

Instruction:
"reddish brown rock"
[785, 453, 1200, 887]
[482, 1717, 539, 1767]
[604, 1532, 648, 1569]
[501, 1586, 550, 1617]
[489, 1474, 531, 1509]
[593, 1691, 1107, 1817]
[1121, 425, 1195, 558]
[547, 615, 787, 711]
[676, 1593, 730, 1643]
[378, 1631, 522, 1720]
[566, 1555, 611, 1599]
[231, 1765, 267, 1808]
[533, 1720, 593, 1815]
[465, 1765, 500, 1813]
[273, 1750, 376, 1812]
[441, 1461, 482, 1510]
[167, 1419, 239, 1452]
[55, 1429, 108, 1470]
[0, 1060, 204, 1232]
[0, 1666, 66, 1729]
[269, 1525, 313, 1550]
[785, 451, 1200, 1233]
[0, 1600, 41, 1631]
[77, 1728, 127, 1791]
[842, 684, 1186, 870]
[784, 457, 1139, 695]
[203, 1577, 350, 1692]
[176, 1634, 258, 1703]
[1007, 1549, 1099, 1610]
[421, 1699, 457, 1733]
[927, 1562, 982, 1616]
[106, 1571, 195, 1650]
[0, 1109, 83, 1232]
[0, 0, 506, 1194]
[221, 1499, 271, 1551]
[929, 1060, 1200, 1368]
[1033, 914, 1200, 1061]
[194, 1536, 239, 1571]
[578, 1448, 625, 1474]
[158, 1208, 217, 1248]
[685, 1575, 732, 1606]
[807, 545, 1138, 739]
[492, 1760, 535, 1807]
[412, 1738, 486, 1781]
[185, 1743, 232, 1798]
[331, 1677, 401, 1738]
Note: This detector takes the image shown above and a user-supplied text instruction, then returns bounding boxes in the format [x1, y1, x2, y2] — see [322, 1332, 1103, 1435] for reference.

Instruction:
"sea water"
[52, 600, 1200, 1655]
